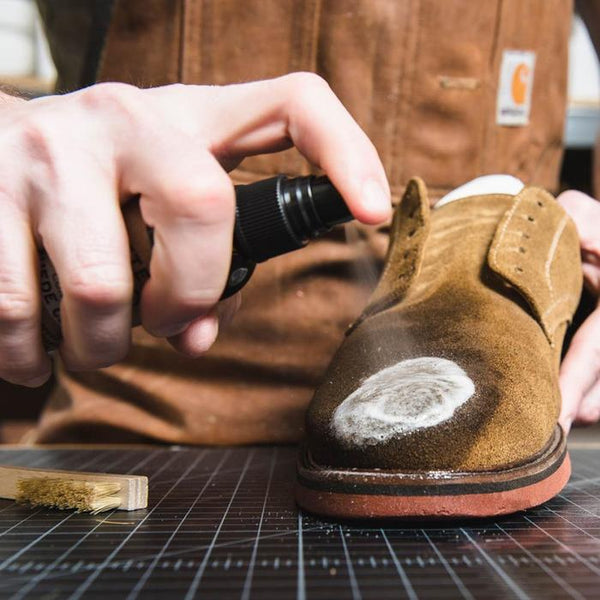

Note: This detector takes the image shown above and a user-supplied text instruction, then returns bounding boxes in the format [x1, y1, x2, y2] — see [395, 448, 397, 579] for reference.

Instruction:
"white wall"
[0, 0, 55, 80]
[566, 15, 600, 147]
[569, 14, 600, 105]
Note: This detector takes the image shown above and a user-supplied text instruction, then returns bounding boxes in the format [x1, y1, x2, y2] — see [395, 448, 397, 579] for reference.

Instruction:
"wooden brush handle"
[0, 465, 148, 510]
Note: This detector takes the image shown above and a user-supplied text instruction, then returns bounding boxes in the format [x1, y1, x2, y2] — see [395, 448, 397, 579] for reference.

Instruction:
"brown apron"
[32, 0, 573, 444]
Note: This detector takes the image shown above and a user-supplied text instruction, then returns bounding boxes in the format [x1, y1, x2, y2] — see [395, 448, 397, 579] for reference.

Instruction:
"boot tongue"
[435, 175, 524, 208]
[352, 176, 527, 333]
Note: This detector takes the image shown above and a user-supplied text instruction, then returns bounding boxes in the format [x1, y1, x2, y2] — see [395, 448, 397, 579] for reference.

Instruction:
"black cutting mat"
[0, 447, 599, 599]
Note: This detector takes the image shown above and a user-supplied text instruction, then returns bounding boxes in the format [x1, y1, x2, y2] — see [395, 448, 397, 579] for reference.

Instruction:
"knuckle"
[160, 82, 187, 95]
[78, 82, 141, 120]
[20, 116, 47, 149]
[285, 71, 331, 94]
[19, 117, 57, 174]
[198, 176, 235, 222]
[63, 266, 131, 309]
[162, 174, 235, 223]
[0, 289, 36, 325]
[286, 72, 332, 107]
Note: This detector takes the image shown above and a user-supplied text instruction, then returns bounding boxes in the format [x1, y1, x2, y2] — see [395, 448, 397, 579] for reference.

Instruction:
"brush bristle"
[16, 478, 122, 514]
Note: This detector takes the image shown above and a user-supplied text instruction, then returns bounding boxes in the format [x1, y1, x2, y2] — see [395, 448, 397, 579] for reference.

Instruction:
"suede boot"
[296, 178, 583, 518]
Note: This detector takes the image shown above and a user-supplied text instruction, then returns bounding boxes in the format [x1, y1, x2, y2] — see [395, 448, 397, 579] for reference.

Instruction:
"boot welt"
[295, 426, 569, 519]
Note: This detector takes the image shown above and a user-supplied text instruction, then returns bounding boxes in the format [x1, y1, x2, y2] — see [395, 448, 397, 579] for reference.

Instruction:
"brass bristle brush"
[0, 466, 148, 514]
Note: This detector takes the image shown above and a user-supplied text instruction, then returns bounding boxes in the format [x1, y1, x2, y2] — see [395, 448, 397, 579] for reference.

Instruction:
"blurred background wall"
[0, 0, 55, 94]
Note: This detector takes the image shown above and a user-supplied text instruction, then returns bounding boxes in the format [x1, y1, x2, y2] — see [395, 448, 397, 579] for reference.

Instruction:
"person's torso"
[96, 0, 573, 199]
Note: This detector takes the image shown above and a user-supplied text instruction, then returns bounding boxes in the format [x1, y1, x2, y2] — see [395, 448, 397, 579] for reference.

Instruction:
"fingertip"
[168, 313, 219, 357]
[557, 189, 595, 208]
[557, 189, 587, 204]
[576, 394, 600, 426]
[356, 179, 393, 224]
[337, 177, 392, 226]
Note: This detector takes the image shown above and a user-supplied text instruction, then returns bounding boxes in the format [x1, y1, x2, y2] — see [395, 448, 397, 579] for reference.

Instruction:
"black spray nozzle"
[233, 174, 352, 263]
[221, 174, 353, 298]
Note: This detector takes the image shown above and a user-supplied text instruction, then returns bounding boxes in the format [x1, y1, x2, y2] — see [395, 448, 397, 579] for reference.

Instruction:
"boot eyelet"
[527, 216, 535, 222]
[515, 266, 524, 273]
[519, 247, 526, 254]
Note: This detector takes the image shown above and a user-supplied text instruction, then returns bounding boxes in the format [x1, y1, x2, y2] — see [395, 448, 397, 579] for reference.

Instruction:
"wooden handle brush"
[0, 466, 148, 514]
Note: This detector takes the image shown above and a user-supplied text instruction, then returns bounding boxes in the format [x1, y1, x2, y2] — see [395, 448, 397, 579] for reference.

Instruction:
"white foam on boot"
[331, 357, 475, 446]
[435, 175, 524, 208]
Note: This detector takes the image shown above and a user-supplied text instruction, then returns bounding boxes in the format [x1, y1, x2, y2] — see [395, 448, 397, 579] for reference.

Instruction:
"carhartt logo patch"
[497, 50, 536, 126]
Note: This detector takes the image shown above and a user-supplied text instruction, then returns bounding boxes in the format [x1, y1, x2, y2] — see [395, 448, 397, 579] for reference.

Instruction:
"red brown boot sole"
[295, 426, 569, 519]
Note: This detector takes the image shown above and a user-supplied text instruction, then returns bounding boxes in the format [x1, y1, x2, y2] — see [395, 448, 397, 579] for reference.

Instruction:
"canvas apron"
[34, 0, 572, 443]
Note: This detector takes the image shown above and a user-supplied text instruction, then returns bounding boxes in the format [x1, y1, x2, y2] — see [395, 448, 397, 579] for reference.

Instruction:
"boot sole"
[295, 426, 569, 519]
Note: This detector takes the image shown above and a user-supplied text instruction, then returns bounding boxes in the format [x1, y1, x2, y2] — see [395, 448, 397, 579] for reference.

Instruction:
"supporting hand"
[557, 190, 600, 432]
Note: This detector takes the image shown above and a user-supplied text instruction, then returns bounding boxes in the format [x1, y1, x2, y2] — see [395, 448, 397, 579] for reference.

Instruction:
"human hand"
[0, 74, 391, 386]
[557, 190, 600, 432]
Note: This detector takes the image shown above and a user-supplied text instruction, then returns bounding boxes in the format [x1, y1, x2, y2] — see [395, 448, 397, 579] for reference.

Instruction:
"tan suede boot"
[296, 178, 583, 518]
